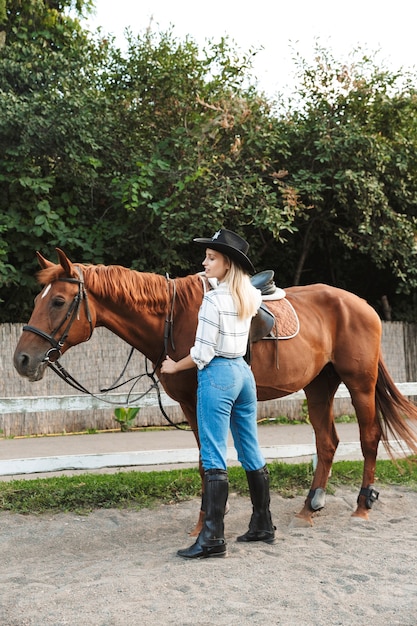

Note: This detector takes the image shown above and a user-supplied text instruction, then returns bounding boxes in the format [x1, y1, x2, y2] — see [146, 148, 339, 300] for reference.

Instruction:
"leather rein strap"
[164, 273, 176, 353]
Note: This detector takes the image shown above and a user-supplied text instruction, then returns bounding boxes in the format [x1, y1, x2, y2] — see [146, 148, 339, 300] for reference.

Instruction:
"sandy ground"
[1, 486, 417, 626]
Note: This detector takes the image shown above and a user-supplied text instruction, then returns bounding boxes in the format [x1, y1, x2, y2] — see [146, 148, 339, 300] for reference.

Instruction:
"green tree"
[0, 12, 302, 321]
[5, 4, 417, 325]
[100, 30, 303, 274]
[276, 46, 417, 318]
[0, 0, 121, 318]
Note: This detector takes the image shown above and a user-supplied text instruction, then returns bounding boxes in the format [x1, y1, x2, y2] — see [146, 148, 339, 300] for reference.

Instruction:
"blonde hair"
[224, 258, 259, 319]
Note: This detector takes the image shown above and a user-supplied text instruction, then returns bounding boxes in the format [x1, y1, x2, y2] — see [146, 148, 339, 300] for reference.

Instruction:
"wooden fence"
[1, 322, 416, 437]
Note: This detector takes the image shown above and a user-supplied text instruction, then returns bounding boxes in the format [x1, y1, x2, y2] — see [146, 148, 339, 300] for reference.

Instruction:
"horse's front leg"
[178, 402, 205, 536]
[180, 402, 232, 537]
[294, 376, 340, 526]
[189, 456, 205, 536]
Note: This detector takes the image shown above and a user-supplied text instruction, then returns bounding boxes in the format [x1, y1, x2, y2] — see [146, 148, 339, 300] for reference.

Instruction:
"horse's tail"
[376, 357, 417, 458]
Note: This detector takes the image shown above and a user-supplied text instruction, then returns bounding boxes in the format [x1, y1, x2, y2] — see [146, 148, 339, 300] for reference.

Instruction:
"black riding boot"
[237, 465, 276, 544]
[177, 469, 228, 559]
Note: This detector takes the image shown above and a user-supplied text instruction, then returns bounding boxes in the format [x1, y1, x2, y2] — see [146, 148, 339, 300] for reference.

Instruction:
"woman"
[160, 228, 275, 559]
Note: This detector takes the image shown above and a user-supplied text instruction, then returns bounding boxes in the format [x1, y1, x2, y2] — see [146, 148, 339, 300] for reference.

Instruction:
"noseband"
[22, 266, 93, 363]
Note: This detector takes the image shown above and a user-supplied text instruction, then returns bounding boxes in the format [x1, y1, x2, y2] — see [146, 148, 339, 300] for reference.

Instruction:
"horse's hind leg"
[348, 386, 381, 520]
[295, 366, 341, 526]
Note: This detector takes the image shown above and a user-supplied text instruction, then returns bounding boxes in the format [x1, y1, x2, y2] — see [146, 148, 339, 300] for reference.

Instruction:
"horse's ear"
[55, 248, 74, 275]
[36, 251, 55, 269]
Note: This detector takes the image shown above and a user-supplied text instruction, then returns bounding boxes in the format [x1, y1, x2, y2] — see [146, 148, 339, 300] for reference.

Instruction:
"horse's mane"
[37, 263, 203, 314]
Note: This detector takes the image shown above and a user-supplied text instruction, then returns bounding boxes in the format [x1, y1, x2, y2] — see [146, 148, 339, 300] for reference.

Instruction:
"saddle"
[246, 271, 299, 366]
[250, 304, 275, 343]
[249, 271, 299, 343]
[249, 270, 276, 343]
[251, 270, 277, 297]
[250, 271, 279, 343]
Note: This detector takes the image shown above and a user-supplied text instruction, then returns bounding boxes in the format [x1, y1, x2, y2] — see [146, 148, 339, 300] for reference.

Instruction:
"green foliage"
[1, 6, 417, 322]
[0, 12, 300, 320]
[0, 1, 118, 317]
[113, 407, 140, 432]
[105, 29, 302, 275]
[276, 46, 417, 317]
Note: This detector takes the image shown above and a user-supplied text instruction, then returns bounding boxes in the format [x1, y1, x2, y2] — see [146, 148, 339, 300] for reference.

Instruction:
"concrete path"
[0, 421, 407, 480]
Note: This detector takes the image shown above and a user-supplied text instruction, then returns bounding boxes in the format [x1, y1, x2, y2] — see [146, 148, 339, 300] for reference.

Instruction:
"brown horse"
[13, 248, 417, 531]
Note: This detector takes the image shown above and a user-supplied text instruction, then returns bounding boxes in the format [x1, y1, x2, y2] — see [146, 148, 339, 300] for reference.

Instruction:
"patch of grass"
[229, 463, 314, 498]
[258, 416, 307, 426]
[334, 414, 357, 424]
[330, 457, 417, 488]
[259, 413, 357, 426]
[2, 456, 417, 515]
[0, 469, 202, 515]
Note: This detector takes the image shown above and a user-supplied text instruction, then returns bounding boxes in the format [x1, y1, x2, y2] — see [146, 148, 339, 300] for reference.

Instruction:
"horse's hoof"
[351, 511, 369, 522]
[290, 515, 313, 528]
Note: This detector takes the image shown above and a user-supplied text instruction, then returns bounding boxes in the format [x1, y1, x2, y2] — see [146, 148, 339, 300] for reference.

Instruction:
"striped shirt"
[190, 281, 262, 370]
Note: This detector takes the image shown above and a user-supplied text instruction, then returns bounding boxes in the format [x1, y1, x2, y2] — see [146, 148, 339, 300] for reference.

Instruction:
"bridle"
[21, 268, 193, 430]
[22, 266, 93, 365]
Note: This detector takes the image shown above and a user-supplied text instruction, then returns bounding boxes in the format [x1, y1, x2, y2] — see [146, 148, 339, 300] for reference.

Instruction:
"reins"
[22, 268, 193, 431]
[47, 349, 189, 430]
[164, 273, 176, 352]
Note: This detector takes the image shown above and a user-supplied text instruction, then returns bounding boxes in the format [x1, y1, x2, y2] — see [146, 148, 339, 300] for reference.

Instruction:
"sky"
[84, 0, 417, 98]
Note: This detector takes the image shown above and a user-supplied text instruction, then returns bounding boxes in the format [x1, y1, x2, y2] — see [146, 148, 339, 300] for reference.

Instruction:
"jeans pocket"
[204, 361, 235, 391]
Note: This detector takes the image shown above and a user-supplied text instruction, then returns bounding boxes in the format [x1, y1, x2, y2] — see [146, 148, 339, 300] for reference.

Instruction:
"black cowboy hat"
[193, 228, 255, 274]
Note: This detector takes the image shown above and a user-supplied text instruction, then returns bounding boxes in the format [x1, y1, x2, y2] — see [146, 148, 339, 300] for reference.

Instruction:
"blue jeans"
[197, 356, 266, 471]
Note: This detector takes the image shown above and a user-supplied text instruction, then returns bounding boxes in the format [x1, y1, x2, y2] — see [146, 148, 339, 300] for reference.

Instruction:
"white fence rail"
[1, 382, 417, 414]
[1, 383, 416, 477]
[0, 390, 179, 414]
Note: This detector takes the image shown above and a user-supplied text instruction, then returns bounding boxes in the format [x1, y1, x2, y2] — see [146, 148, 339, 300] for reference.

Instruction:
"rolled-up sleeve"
[190, 295, 219, 369]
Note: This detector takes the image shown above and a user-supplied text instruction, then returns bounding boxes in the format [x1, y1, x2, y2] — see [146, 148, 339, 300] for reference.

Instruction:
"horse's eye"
[52, 297, 66, 308]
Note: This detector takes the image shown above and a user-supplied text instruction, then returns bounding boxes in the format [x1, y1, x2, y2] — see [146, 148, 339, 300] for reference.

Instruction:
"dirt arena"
[1, 485, 417, 625]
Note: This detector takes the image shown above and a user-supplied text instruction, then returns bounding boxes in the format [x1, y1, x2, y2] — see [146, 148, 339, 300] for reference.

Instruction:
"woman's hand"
[160, 353, 196, 374]
[160, 355, 178, 375]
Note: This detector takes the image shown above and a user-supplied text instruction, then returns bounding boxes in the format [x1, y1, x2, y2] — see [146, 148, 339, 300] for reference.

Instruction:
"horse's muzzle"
[13, 350, 48, 381]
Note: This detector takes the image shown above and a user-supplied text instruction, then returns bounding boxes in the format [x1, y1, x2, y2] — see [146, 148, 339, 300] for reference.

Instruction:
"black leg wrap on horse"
[357, 485, 379, 509]
[178, 469, 228, 559]
[237, 465, 276, 544]
[307, 487, 326, 511]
